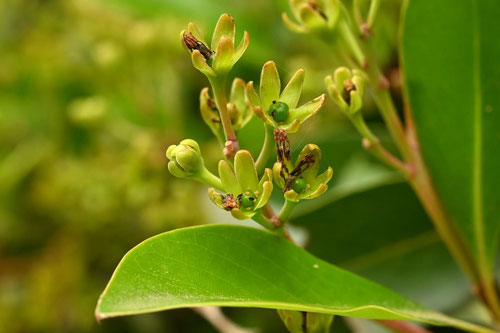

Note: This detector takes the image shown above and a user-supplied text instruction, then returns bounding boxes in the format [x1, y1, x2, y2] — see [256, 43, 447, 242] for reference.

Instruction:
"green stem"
[352, 0, 380, 36]
[367, 70, 411, 161]
[402, 96, 481, 283]
[406, 136, 481, 287]
[366, 0, 381, 27]
[209, 77, 239, 159]
[358, 34, 482, 292]
[255, 124, 275, 175]
[338, 20, 365, 67]
[252, 202, 296, 242]
[251, 211, 275, 231]
[357, 30, 410, 161]
[351, 114, 412, 176]
[367, 65, 481, 285]
[405, 109, 500, 320]
[199, 168, 224, 192]
[269, 200, 297, 241]
[352, 0, 363, 31]
[278, 199, 298, 222]
[477, 276, 500, 324]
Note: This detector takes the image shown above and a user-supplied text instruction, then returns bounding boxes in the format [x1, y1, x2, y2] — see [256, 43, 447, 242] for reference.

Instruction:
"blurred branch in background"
[194, 307, 258, 333]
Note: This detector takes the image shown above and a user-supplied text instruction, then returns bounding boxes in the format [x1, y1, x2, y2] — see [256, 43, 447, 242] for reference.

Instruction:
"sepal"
[247, 61, 326, 133]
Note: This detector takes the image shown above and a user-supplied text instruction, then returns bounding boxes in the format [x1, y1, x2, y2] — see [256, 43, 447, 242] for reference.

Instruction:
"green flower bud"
[291, 177, 308, 193]
[239, 191, 257, 209]
[166, 139, 203, 176]
[269, 101, 290, 123]
[208, 150, 273, 220]
[181, 14, 250, 78]
[247, 61, 326, 133]
[166, 139, 223, 190]
[200, 78, 253, 138]
[325, 67, 365, 115]
[282, 0, 342, 34]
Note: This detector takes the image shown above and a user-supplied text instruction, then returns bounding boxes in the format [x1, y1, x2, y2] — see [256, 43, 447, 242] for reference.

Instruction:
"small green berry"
[269, 101, 289, 123]
[240, 191, 257, 209]
[291, 177, 307, 193]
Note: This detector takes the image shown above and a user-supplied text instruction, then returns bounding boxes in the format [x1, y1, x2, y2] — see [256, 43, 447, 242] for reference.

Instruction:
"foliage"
[2, 0, 499, 332]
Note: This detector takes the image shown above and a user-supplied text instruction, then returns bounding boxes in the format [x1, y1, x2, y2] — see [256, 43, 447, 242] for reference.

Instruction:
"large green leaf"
[402, 0, 500, 275]
[96, 225, 492, 332]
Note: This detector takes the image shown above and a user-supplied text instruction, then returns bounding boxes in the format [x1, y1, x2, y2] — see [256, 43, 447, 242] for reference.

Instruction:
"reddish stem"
[378, 320, 433, 333]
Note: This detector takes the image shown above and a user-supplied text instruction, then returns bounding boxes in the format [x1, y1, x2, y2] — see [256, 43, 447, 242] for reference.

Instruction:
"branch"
[378, 320, 433, 333]
[194, 307, 258, 333]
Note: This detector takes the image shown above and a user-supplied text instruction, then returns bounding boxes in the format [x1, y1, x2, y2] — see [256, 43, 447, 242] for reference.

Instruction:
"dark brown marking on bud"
[308, 1, 327, 20]
[206, 97, 220, 122]
[274, 129, 291, 180]
[342, 80, 356, 105]
[183, 32, 214, 61]
[222, 193, 238, 211]
[291, 154, 315, 178]
[207, 97, 218, 111]
[283, 154, 315, 193]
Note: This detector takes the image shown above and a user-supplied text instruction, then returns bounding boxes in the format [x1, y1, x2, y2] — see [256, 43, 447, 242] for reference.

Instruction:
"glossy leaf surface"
[96, 225, 491, 332]
[402, 0, 500, 274]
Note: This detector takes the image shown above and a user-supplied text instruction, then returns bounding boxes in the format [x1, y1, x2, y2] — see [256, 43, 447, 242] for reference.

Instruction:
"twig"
[378, 320, 433, 333]
[194, 307, 258, 333]
[209, 77, 239, 159]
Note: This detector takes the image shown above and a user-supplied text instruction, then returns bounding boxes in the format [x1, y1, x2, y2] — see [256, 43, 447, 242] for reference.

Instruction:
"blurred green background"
[0, 0, 481, 332]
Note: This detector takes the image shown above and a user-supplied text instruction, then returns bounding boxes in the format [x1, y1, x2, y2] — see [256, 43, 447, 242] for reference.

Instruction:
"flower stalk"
[278, 199, 298, 223]
[353, 0, 381, 36]
[255, 124, 275, 174]
[181, 14, 250, 159]
[338, 19, 365, 67]
[209, 77, 239, 158]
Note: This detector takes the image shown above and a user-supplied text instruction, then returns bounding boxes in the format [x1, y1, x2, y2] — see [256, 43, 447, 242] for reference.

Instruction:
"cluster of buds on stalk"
[167, 13, 333, 233]
[282, 1, 408, 176]
[282, 0, 342, 34]
[166, 3, 406, 333]
[181, 14, 250, 158]
[325, 66, 411, 175]
[282, 0, 365, 66]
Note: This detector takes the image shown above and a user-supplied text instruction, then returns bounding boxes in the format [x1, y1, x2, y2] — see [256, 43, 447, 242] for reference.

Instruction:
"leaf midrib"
[471, 0, 487, 273]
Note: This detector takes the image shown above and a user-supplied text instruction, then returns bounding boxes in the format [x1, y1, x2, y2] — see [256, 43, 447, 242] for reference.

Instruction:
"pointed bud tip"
[263, 60, 277, 69]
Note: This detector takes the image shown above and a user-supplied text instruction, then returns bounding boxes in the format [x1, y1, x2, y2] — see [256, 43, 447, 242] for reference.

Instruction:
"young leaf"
[96, 225, 492, 333]
[402, 0, 500, 279]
